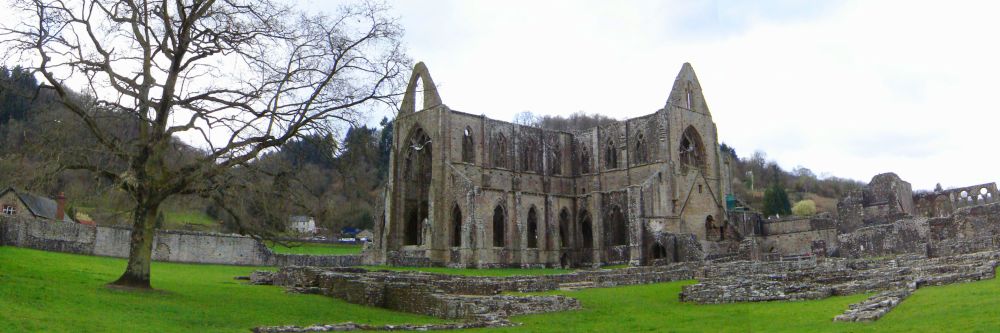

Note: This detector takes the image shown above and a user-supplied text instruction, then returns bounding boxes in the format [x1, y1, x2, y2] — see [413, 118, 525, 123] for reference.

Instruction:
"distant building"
[289, 215, 317, 234]
[0, 187, 74, 222]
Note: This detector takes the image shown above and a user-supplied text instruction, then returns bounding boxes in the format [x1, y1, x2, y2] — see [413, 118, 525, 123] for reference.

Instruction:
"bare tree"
[0, 0, 408, 289]
[512, 110, 539, 127]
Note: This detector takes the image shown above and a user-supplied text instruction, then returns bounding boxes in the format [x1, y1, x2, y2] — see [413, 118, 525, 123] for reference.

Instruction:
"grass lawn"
[359, 265, 573, 277]
[474, 273, 1000, 332]
[266, 241, 363, 256]
[0, 247, 441, 333]
[162, 210, 219, 231]
[6, 246, 1000, 332]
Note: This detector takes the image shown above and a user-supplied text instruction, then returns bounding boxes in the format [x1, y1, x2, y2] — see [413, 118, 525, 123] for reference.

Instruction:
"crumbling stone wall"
[837, 173, 916, 234]
[745, 216, 838, 258]
[681, 251, 1000, 322]
[914, 183, 1000, 218]
[929, 203, 1000, 256]
[256, 262, 697, 322]
[838, 217, 929, 259]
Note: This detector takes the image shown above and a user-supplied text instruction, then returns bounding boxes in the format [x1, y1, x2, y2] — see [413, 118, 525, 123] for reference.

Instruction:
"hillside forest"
[0, 68, 862, 236]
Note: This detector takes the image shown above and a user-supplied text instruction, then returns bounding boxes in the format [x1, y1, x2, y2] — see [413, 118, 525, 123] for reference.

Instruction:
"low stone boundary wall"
[250, 262, 698, 328]
[273, 254, 363, 267]
[0, 216, 359, 267]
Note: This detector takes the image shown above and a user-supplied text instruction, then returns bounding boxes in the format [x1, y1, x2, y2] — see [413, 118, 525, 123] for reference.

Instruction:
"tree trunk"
[110, 200, 161, 289]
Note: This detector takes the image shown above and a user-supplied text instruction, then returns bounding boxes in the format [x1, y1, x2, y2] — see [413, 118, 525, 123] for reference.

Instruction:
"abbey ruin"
[370, 62, 728, 268]
[368, 62, 1000, 270]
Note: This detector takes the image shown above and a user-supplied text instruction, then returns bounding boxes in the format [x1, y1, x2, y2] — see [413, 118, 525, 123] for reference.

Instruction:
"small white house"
[288, 215, 317, 234]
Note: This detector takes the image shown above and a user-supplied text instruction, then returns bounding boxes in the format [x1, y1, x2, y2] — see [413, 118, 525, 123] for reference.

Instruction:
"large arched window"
[493, 204, 506, 247]
[402, 127, 432, 246]
[580, 146, 591, 174]
[605, 139, 618, 169]
[679, 126, 706, 170]
[634, 133, 648, 164]
[605, 205, 628, 246]
[520, 136, 538, 173]
[491, 133, 508, 169]
[461, 127, 474, 163]
[527, 207, 539, 248]
[452, 204, 462, 247]
[549, 141, 562, 176]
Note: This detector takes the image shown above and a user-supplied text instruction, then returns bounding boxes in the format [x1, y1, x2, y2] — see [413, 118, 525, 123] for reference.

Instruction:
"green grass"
[162, 210, 219, 231]
[266, 241, 362, 255]
[359, 266, 573, 277]
[472, 273, 1000, 332]
[6, 246, 1000, 332]
[0, 247, 441, 333]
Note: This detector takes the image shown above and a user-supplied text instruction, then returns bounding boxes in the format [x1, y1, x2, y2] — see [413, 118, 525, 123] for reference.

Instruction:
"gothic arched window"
[634, 133, 648, 164]
[461, 127, 474, 163]
[679, 126, 705, 170]
[491, 133, 508, 169]
[493, 204, 506, 247]
[605, 139, 618, 169]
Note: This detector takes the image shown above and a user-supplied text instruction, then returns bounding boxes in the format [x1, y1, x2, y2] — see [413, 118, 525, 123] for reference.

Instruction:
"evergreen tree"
[0, 65, 40, 125]
[763, 183, 792, 217]
[377, 117, 393, 180]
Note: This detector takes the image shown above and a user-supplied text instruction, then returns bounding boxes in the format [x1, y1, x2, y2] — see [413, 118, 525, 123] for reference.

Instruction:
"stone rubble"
[834, 288, 913, 322]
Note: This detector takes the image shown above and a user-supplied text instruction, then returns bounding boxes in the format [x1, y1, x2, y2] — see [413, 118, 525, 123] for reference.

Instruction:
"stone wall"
[929, 203, 1000, 257]
[837, 217, 929, 259]
[914, 182, 1000, 218]
[0, 216, 360, 267]
[837, 173, 915, 234]
[1, 215, 96, 254]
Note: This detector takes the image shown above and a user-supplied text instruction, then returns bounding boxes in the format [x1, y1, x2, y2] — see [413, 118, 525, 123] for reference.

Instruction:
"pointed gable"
[665, 63, 711, 116]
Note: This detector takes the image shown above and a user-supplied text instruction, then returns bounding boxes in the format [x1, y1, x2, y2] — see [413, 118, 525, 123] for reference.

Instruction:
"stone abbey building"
[370, 62, 733, 267]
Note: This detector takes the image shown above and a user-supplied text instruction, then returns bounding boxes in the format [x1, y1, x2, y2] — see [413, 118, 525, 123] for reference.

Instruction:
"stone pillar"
[627, 186, 643, 266]
[590, 194, 604, 267]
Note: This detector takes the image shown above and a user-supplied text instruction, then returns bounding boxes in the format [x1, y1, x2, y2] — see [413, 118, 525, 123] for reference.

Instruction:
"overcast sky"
[5, 1, 994, 191]
[356, 0, 999, 190]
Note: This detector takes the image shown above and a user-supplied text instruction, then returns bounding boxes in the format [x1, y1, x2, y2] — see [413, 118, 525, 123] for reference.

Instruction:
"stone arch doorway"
[651, 242, 668, 260]
[558, 208, 572, 249]
[402, 126, 432, 246]
[579, 210, 594, 264]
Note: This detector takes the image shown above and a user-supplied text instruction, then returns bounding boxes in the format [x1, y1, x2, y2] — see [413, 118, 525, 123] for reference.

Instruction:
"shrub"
[792, 200, 817, 216]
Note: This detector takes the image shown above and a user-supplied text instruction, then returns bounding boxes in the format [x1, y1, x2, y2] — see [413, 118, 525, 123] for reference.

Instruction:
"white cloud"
[389, 0, 1000, 189]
